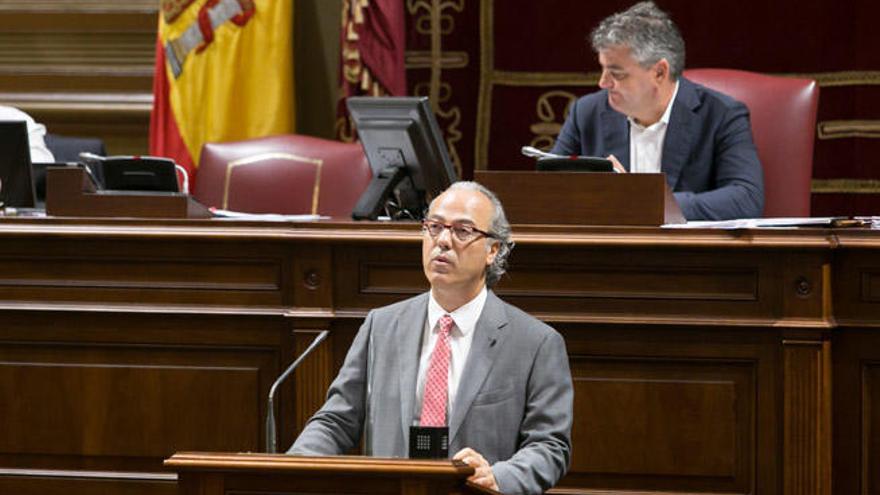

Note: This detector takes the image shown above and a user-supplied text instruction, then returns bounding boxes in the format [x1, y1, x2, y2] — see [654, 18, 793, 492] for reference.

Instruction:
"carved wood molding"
[783, 338, 832, 495]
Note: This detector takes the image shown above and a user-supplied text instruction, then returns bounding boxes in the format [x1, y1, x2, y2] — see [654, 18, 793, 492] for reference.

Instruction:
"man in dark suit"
[290, 182, 574, 494]
[552, 1, 764, 221]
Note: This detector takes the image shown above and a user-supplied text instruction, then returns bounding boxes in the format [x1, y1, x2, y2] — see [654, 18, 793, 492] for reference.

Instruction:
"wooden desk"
[165, 452, 495, 495]
[0, 217, 874, 495]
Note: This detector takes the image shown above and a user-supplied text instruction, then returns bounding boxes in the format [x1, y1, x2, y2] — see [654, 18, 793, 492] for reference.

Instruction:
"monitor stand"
[352, 165, 422, 221]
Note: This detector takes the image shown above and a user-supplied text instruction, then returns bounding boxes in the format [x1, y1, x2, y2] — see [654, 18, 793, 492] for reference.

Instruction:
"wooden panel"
[0, 219, 853, 495]
[335, 245, 426, 310]
[558, 324, 779, 494]
[783, 338, 832, 495]
[0, 307, 287, 481]
[501, 246, 776, 321]
[862, 269, 880, 302]
[867, 362, 880, 495]
[833, 328, 879, 495]
[292, 328, 335, 437]
[0, 235, 288, 307]
[0, 471, 176, 495]
[832, 248, 880, 325]
[291, 243, 333, 308]
[569, 356, 752, 492]
[0, 344, 266, 457]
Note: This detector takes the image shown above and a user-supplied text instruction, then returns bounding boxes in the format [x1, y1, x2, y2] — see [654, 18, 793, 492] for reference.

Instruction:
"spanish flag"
[150, 0, 295, 178]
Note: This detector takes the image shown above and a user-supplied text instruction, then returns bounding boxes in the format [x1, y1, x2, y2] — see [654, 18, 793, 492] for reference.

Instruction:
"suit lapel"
[662, 78, 700, 190]
[600, 104, 631, 171]
[397, 293, 428, 441]
[448, 291, 508, 443]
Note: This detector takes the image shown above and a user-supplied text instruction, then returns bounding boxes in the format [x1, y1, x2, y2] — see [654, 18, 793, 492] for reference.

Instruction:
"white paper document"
[210, 208, 327, 222]
[663, 217, 842, 229]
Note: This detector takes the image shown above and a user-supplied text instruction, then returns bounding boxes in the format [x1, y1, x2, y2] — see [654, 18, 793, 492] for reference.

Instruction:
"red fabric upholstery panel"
[194, 135, 372, 217]
[683, 69, 819, 218]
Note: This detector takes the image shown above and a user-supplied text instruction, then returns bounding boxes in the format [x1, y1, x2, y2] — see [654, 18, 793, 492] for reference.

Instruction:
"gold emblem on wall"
[406, 0, 466, 178]
[530, 91, 577, 151]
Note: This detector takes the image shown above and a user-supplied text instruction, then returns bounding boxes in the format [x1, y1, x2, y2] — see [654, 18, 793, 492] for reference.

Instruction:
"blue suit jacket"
[551, 77, 764, 220]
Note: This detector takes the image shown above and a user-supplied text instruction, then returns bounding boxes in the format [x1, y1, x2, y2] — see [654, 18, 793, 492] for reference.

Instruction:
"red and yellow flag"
[150, 0, 294, 178]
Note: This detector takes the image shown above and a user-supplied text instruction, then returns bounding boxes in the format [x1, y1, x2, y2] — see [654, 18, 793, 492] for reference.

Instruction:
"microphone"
[520, 145, 566, 159]
[265, 330, 329, 453]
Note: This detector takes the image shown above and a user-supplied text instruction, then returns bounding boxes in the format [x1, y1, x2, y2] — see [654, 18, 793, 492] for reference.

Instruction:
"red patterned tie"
[419, 314, 454, 427]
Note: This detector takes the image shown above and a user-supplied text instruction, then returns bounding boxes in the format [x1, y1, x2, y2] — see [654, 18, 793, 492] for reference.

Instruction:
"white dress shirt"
[413, 286, 488, 423]
[628, 81, 679, 174]
[0, 105, 55, 163]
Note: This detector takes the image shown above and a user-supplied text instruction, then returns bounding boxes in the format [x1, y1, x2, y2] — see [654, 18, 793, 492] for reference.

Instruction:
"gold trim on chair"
[812, 179, 880, 194]
[224, 153, 324, 214]
[817, 120, 880, 139]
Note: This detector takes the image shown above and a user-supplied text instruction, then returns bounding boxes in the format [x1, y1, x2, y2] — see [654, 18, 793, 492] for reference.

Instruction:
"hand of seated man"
[453, 447, 498, 491]
[607, 154, 627, 173]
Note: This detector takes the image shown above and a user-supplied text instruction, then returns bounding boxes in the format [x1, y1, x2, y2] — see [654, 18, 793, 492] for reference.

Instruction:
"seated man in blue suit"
[552, 1, 764, 221]
[290, 182, 574, 494]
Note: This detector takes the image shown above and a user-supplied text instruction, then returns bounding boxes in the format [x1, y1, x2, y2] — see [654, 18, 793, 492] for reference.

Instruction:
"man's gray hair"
[591, 1, 685, 79]
[429, 181, 514, 287]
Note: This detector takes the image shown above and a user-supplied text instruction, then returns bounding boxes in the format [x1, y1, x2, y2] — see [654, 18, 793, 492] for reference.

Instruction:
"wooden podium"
[45, 166, 211, 218]
[165, 452, 497, 495]
[474, 170, 685, 226]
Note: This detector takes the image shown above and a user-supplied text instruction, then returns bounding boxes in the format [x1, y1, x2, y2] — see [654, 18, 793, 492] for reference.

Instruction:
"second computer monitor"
[0, 121, 36, 208]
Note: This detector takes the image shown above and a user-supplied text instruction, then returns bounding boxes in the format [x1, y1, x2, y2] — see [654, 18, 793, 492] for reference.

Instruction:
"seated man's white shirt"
[628, 80, 679, 174]
[414, 286, 487, 422]
[0, 105, 55, 163]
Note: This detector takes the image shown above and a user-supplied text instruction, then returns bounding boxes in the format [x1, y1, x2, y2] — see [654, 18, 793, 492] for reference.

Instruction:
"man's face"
[597, 44, 664, 120]
[422, 188, 499, 295]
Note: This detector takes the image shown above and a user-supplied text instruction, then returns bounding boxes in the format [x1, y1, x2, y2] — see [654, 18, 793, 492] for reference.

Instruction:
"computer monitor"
[346, 96, 458, 220]
[0, 121, 36, 208]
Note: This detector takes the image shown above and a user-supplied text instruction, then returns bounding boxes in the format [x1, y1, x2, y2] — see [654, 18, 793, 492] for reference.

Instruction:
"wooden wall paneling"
[557, 324, 779, 494]
[291, 242, 334, 309]
[290, 325, 334, 441]
[0, 220, 862, 495]
[867, 359, 880, 495]
[0, 471, 177, 495]
[0, 309, 287, 469]
[832, 325, 880, 495]
[334, 243, 427, 311]
[782, 335, 832, 495]
[0, 234, 288, 307]
[498, 245, 778, 323]
[832, 243, 880, 325]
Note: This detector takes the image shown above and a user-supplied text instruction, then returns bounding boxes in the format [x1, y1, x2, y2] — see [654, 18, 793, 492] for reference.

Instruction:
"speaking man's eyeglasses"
[422, 220, 497, 243]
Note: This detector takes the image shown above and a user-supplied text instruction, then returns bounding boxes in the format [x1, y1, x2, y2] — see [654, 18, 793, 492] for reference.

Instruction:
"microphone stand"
[265, 330, 329, 453]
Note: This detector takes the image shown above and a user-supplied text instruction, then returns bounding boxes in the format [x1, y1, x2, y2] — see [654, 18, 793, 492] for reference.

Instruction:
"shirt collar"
[427, 286, 488, 337]
[628, 80, 680, 131]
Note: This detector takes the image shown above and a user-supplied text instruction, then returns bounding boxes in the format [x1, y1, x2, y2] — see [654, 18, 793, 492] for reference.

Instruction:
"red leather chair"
[683, 69, 819, 217]
[193, 134, 373, 217]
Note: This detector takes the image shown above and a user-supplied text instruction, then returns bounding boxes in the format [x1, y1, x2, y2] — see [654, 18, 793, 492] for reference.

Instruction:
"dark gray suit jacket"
[551, 77, 764, 220]
[290, 291, 574, 495]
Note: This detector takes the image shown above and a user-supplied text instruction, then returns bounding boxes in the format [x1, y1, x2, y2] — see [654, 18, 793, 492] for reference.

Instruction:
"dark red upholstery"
[193, 134, 372, 217]
[683, 69, 819, 217]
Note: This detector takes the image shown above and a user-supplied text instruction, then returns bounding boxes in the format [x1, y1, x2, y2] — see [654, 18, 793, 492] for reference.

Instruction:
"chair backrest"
[44, 133, 107, 162]
[683, 69, 819, 217]
[194, 134, 372, 217]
